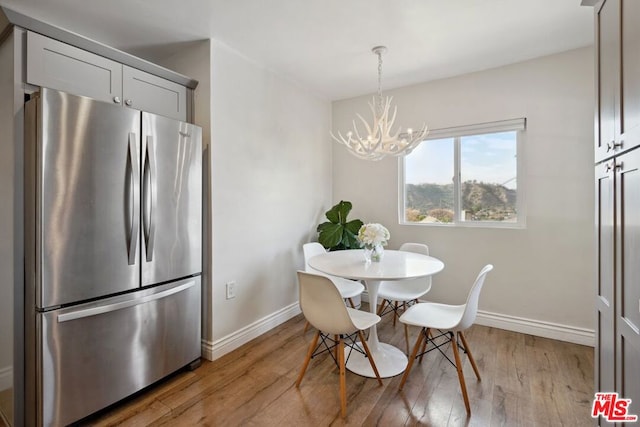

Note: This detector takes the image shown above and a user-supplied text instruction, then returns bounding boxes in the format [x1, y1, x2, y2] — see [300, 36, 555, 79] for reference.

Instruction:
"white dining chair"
[302, 242, 365, 332]
[295, 271, 383, 417]
[398, 264, 494, 415]
[376, 242, 432, 353]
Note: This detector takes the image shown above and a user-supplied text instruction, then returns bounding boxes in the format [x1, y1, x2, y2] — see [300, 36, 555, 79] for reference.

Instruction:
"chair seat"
[377, 279, 431, 302]
[399, 301, 466, 330]
[346, 307, 380, 331]
[330, 276, 365, 299]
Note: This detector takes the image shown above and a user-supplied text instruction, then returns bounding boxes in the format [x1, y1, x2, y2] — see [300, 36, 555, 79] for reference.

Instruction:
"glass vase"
[363, 243, 384, 263]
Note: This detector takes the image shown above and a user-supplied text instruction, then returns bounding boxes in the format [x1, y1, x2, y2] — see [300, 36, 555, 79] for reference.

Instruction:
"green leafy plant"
[317, 200, 363, 251]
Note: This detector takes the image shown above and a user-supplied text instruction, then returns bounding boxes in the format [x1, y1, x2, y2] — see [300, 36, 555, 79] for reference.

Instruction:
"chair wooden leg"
[338, 336, 347, 417]
[399, 327, 427, 390]
[377, 299, 387, 316]
[458, 331, 481, 381]
[357, 330, 382, 386]
[404, 323, 410, 356]
[347, 298, 356, 309]
[451, 332, 471, 415]
[296, 330, 320, 387]
[303, 320, 310, 333]
[418, 331, 429, 364]
[392, 302, 399, 326]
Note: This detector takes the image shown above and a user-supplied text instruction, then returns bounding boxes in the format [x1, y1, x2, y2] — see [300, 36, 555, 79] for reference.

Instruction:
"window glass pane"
[404, 138, 454, 223]
[460, 131, 517, 222]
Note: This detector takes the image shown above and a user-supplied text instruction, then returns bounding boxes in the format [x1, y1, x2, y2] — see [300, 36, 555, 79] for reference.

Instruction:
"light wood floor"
[78, 305, 594, 426]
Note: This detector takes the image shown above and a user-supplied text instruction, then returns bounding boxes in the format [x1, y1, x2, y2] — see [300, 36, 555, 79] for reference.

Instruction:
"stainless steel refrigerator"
[24, 88, 202, 426]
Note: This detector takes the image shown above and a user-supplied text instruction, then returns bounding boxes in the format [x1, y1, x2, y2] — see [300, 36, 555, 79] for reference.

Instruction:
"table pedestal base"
[345, 342, 408, 378]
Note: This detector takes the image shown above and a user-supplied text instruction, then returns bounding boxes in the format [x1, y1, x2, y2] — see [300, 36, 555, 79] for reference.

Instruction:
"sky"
[404, 131, 517, 189]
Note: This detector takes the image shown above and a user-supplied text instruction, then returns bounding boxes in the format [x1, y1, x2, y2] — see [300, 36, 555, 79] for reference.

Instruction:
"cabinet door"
[595, 160, 616, 398]
[615, 148, 640, 419]
[122, 66, 187, 121]
[26, 31, 123, 105]
[596, 0, 620, 163]
[620, 1, 640, 153]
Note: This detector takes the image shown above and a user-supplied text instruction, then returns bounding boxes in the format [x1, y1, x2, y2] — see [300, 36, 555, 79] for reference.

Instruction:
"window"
[400, 118, 525, 227]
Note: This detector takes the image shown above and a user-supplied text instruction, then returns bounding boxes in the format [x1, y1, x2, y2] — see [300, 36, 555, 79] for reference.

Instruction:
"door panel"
[141, 113, 202, 286]
[37, 88, 141, 308]
[38, 277, 201, 426]
[27, 32, 123, 105]
[616, 148, 640, 418]
[123, 66, 187, 121]
[596, 160, 615, 395]
[596, 0, 620, 162]
[621, 0, 640, 152]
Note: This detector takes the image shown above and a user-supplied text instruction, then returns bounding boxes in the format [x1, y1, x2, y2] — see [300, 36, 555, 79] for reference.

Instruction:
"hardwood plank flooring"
[77, 306, 593, 426]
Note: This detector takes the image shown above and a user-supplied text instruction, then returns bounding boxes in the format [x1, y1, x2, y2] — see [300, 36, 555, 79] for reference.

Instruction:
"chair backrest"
[399, 242, 429, 256]
[297, 271, 356, 335]
[302, 242, 327, 274]
[398, 242, 432, 291]
[457, 264, 494, 331]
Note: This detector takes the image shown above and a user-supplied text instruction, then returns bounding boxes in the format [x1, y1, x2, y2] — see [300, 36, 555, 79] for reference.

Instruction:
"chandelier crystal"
[331, 46, 428, 161]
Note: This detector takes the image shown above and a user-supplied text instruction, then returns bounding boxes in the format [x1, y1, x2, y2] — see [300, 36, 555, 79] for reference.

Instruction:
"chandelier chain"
[377, 49, 383, 114]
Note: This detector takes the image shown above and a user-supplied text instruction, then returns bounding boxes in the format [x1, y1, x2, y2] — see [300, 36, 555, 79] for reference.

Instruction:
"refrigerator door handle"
[56, 280, 197, 322]
[128, 132, 140, 265]
[144, 135, 157, 262]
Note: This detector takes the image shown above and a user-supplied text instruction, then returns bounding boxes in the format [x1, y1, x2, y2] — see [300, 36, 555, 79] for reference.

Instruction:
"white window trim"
[398, 118, 527, 229]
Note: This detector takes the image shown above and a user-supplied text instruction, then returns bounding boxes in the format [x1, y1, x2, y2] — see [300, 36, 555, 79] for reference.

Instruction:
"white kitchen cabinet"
[594, 2, 640, 424]
[26, 31, 122, 105]
[122, 66, 187, 122]
[26, 31, 187, 121]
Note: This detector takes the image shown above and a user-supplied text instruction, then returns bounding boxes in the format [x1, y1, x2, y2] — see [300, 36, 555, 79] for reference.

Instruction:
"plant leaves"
[317, 200, 362, 251]
[344, 219, 364, 235]
[343, 228, 361, 249]
[334, 200, 352, 224]
[325, 200, 352, 224]
[317, 222, 343, 249]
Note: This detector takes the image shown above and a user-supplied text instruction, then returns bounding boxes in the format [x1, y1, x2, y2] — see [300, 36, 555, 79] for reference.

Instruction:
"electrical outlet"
[226, 281, 236, 300]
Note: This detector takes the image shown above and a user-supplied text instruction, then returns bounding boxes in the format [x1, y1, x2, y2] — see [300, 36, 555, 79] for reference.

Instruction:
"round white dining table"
[308, 249, 444, 378]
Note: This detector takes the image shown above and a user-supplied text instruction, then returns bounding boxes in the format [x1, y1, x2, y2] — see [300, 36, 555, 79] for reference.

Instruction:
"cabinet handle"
[605, 162, 614, 172]
[125, 99, 133, 106]
[113, 96, 121, 104]
[607, 141, 623, 152]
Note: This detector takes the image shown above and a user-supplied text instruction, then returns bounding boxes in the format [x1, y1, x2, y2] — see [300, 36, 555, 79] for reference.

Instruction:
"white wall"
[208, 41, 332, 350]
[332, 47, 595, 342]
[143, 39, 333, 359]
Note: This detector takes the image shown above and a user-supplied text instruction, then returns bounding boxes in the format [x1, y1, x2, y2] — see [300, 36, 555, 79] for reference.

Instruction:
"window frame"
[398, 118, 526, 229]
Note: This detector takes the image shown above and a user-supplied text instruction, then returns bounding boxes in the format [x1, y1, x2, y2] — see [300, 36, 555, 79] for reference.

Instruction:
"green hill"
[406, 181, 516, 222]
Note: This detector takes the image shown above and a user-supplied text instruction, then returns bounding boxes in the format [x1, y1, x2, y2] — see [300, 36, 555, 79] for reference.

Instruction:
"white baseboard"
[475, 310, 595, 347]
[201, 302, 302, 361]
[361, 292, 595, 347]
[201, 294, 595, 362]
[0, 366, 12, 392]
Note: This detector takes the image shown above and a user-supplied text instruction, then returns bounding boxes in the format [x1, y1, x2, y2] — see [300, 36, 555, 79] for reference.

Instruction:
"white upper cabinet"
[122, 66, 187, 122]
[26, 31, 122, 105]
[26, 31, 187, 121]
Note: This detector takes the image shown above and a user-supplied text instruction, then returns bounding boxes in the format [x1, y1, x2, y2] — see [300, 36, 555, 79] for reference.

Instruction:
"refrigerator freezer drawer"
[36, 277, 201, 426]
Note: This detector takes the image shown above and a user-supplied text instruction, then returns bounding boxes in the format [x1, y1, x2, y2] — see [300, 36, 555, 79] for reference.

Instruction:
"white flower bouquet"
[357, 223, 390, 262]
[357, 223, 390, 246]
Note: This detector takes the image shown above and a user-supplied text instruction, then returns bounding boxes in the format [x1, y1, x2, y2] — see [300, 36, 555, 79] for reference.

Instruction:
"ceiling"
[0, 0, 594, 101]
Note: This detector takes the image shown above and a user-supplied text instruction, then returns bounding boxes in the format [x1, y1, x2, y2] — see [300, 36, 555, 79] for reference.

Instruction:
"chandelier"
[331, 46, 428, 161]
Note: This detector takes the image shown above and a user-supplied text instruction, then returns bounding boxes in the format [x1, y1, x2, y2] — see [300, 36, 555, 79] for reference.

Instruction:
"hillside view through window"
[404, 131, 518, 224]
